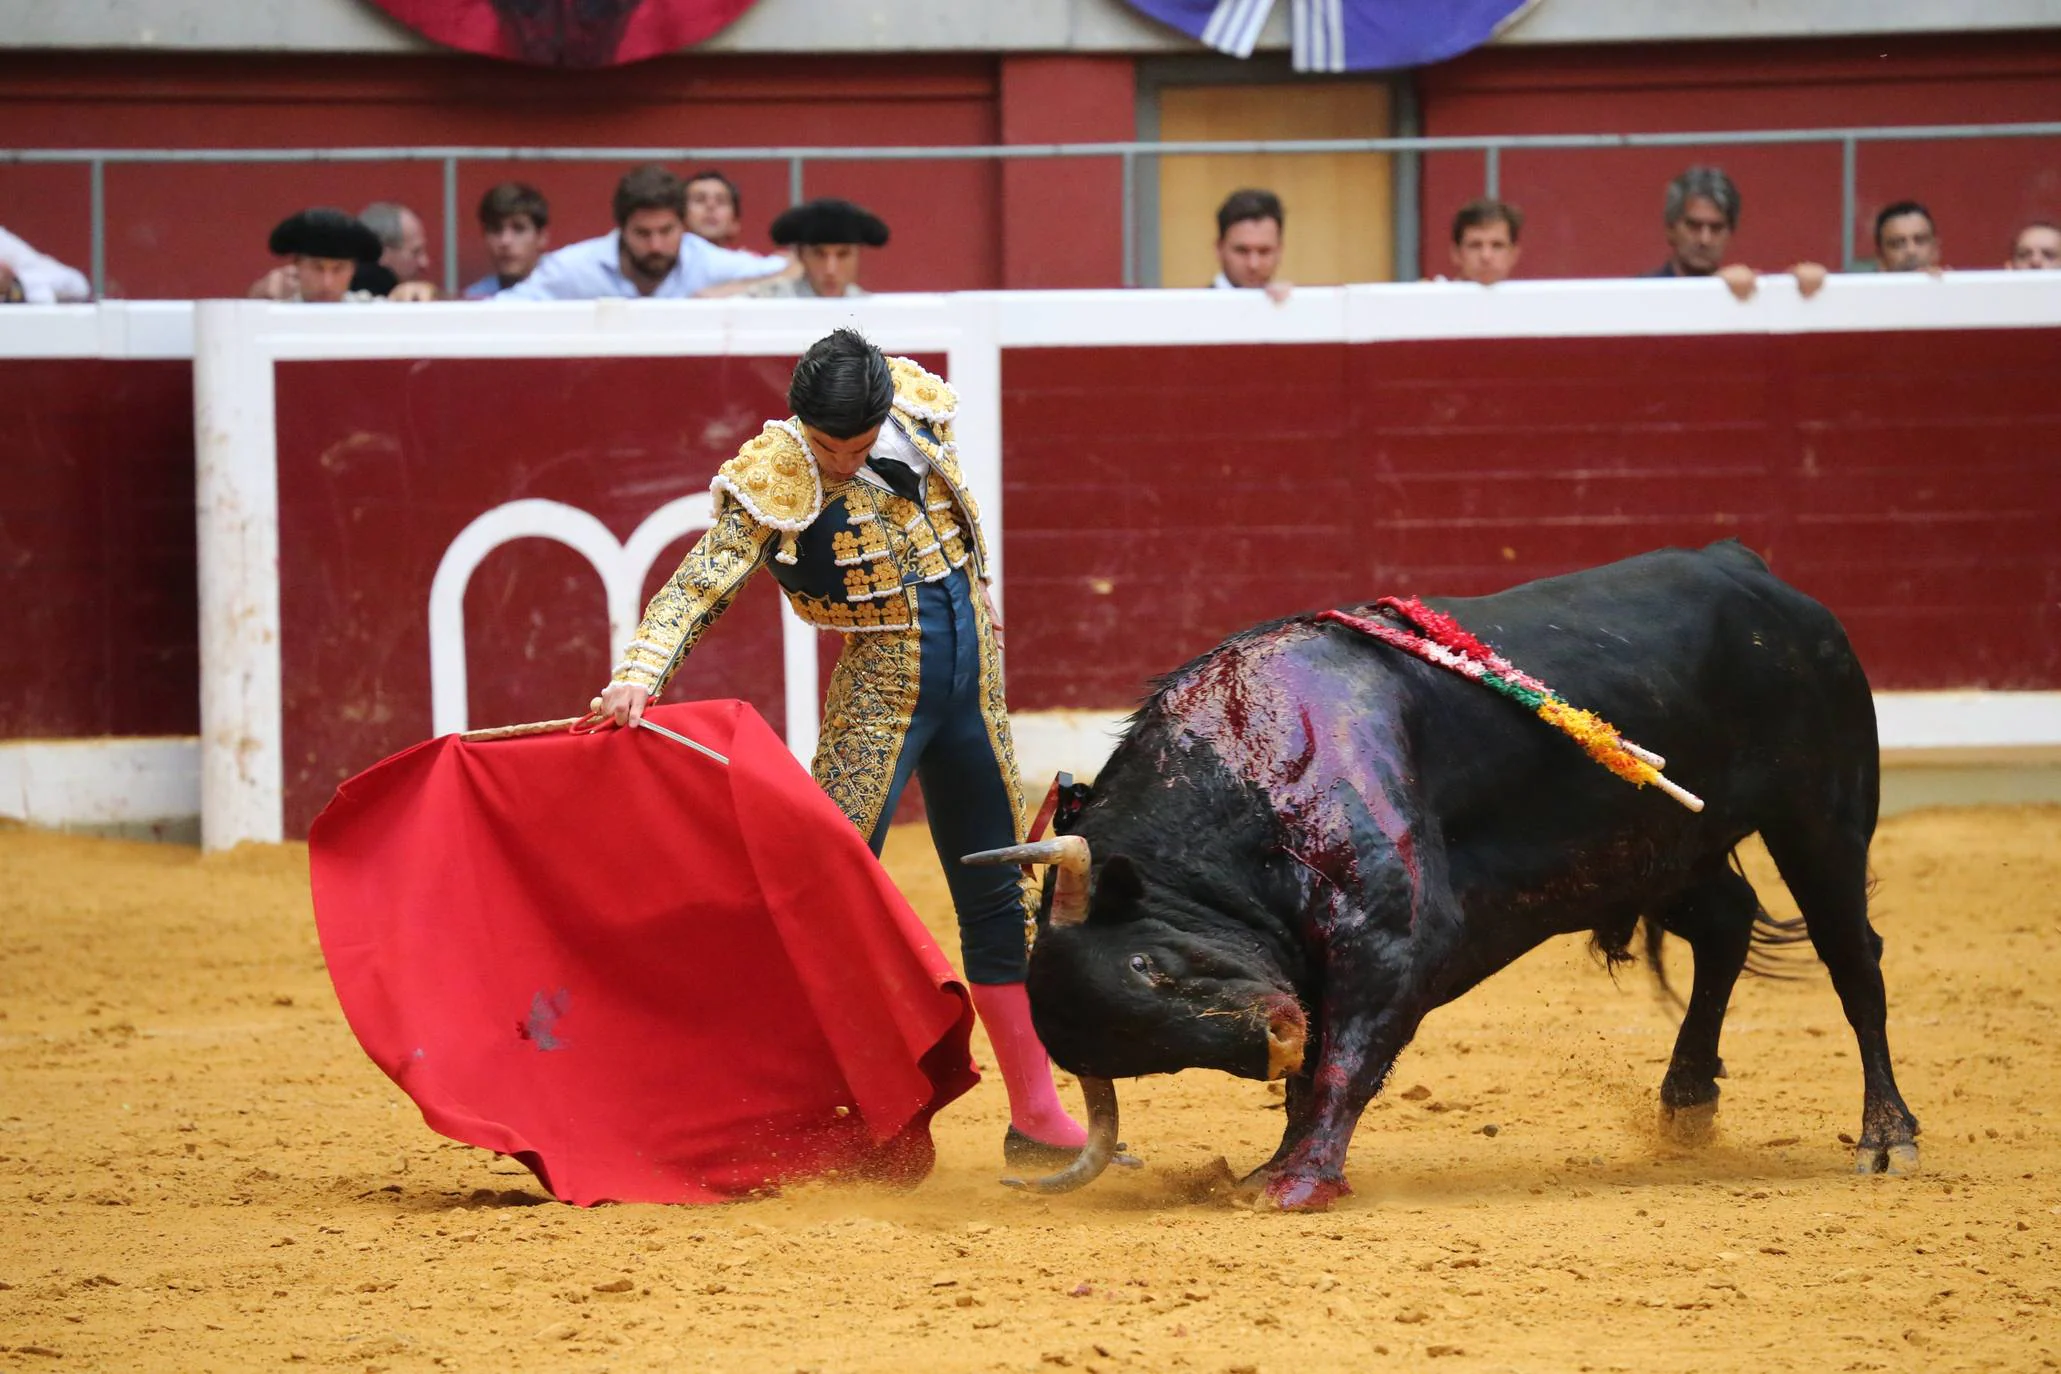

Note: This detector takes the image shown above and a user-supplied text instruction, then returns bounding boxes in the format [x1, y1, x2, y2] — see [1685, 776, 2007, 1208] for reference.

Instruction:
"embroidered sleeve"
[611, 498, 776, 696]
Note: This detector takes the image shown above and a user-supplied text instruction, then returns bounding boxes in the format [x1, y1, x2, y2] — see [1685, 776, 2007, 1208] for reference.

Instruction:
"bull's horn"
[960, 835, 1092, 927]
[1000, 1074, 1120, 1194]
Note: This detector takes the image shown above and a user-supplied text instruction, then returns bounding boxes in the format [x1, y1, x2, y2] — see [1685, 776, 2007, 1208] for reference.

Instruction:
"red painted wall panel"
[269, 350, 947, 837]
[0, 54, 1003, 301]
[1417, 35, 2061, 280]
[0, 360, 198, 738]
[1001, 328, 2061, 710]
[272, 354, 794, 836]
[998, 56, 1135, 288]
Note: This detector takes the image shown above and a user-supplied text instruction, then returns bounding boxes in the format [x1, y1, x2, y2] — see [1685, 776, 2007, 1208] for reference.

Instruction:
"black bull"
[967, 541, 1919, 1211]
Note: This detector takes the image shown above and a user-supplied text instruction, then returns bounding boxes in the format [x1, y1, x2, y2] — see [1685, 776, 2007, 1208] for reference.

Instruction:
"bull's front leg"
[1242, 818, 1435, 1210]
[1241, 1003, 1422, 1211]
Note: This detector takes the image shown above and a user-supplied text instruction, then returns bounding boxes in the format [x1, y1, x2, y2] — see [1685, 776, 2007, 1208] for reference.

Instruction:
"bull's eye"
[1127, 954, 1150, 976]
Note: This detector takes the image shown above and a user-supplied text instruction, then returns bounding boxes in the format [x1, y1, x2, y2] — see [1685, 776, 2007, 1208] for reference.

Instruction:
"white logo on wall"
[426, 497, 819, 760]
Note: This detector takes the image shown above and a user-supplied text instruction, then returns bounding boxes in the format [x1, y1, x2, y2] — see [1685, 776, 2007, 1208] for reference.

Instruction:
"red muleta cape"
[309, 699, 978, 1205]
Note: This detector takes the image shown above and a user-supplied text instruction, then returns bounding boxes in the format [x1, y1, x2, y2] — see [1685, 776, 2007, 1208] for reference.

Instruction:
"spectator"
[1448, 198, 1522, 285]
[0, 225, 91, 303]
[1646, 166, 1740, 279]
[498, 164, 794, 300]
[464, 182, 552, 299]
[1637, 169, 1823, 303]
[729, 198, 887, 298]
[249, 208, 385, 303]
[1212, 188, 1291, 301]
[361, 201, 432, 285]
[2007, 221, 2061, 270]
[1874, 201, 1941, 273]
[685, 169, 743, 249]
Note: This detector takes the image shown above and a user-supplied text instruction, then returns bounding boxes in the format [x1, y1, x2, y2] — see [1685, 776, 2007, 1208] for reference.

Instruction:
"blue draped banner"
[1124, 0, 1539, 72]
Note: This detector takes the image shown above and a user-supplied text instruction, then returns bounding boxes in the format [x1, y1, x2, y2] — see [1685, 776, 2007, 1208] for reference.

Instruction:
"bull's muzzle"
[1266, 1000, 1308, 1080]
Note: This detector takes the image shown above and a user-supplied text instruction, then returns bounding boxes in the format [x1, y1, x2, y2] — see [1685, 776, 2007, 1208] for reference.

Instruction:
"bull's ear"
[1089, 854, 1145, 917]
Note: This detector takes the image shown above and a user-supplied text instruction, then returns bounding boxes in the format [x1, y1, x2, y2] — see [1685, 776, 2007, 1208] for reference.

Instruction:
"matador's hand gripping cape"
[308, 700, 979, 1205]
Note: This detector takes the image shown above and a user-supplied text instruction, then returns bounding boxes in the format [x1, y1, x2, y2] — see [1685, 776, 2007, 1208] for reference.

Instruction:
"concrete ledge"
[1875, 691, 2061, 765]
[0, 737, 201, 837]
[1880, 765, 2061, 816]
[1012, 696, 2061, 815]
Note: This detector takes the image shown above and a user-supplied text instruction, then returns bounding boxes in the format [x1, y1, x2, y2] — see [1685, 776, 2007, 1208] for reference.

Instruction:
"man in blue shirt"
[463, 182, 552, 299]
[498, 164, 796, 300]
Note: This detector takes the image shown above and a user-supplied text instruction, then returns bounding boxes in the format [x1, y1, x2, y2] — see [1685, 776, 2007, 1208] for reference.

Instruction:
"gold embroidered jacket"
[612, 358, 990, 697]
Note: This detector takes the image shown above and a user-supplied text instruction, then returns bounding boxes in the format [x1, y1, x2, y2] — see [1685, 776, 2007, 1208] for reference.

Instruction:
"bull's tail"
[1638, 852, 1820, 1007]
[1592, 848, 1827, 1004]
[1638, 910, 1812, 1009]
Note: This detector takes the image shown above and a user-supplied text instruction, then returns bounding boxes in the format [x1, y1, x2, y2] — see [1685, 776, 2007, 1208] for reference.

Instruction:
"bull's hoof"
[1243, 1171, 1350, 1212]
[1658, 1098, 1719, 1146]
[1854, 1141, 1921, 1176]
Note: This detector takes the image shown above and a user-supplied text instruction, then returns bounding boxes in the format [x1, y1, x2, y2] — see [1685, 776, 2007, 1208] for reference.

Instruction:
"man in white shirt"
[499, 165, 796, 301]
[1210, 189, 1292, 302]
[0, 226, 91, 304]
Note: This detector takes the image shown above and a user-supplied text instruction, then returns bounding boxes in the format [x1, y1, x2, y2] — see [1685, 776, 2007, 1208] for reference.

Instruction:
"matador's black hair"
[788, 328, 893, 439]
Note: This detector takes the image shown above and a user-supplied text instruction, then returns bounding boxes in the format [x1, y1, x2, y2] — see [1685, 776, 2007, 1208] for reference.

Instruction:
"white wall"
[2, 0, 2056, 55]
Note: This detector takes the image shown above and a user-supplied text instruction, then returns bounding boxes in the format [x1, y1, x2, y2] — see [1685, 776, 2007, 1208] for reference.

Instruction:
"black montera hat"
[768, 198, 891, 248]
[268, 208, 385, 263]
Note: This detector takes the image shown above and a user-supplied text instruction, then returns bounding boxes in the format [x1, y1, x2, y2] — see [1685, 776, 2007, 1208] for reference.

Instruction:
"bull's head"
[963, 835, 1307, 1194]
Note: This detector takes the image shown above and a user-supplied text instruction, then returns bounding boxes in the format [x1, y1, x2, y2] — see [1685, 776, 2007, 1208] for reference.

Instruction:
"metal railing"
[9, 121, 2061, 297]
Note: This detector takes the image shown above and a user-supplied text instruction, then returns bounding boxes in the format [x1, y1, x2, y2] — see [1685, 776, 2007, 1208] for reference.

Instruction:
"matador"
[593, 328, 1087, 1168]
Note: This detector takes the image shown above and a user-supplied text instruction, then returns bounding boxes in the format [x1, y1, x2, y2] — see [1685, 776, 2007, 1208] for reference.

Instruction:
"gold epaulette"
[709, 420, 821, 565]
[887, 356, 958, 425]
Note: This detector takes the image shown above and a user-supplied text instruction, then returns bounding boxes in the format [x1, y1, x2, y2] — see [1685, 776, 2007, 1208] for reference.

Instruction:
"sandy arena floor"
[2, 807, 2058, 1373]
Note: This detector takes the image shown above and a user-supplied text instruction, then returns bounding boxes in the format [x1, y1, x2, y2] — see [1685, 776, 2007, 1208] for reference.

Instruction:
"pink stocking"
[968, 981, 1086, 1147]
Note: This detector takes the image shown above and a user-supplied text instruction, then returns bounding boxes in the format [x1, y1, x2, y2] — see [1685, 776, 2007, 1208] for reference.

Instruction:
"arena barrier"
[0, 303, 197, 834]
[5, 276, 2059, 845]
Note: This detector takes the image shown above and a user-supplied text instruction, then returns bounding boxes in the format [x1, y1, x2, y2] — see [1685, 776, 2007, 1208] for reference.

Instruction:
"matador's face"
[800, 424, 883, 481]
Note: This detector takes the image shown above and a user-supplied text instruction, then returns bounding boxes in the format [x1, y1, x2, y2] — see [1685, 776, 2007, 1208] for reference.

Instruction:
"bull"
[968, 541, 1919, 1210]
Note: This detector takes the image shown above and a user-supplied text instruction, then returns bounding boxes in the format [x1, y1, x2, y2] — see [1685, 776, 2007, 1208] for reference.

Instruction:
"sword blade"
[632, 715, 730, 765]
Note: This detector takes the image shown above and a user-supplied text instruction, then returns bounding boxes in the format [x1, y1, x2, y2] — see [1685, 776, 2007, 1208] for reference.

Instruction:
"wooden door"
[1156, 80, 1394, 287]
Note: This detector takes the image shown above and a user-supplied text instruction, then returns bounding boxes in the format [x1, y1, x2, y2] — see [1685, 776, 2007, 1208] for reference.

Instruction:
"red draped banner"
[362, 0, 762, 67]
[309, 699, 978, 1205]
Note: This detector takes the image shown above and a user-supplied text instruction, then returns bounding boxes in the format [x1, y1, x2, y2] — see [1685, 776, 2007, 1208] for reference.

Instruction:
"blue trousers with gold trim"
[810, 569, 1032, 984]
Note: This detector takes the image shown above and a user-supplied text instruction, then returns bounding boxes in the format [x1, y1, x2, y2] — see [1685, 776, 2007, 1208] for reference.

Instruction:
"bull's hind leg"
[1761, 824, 1920, 1175]
[1652, 862, 1759, 1143]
